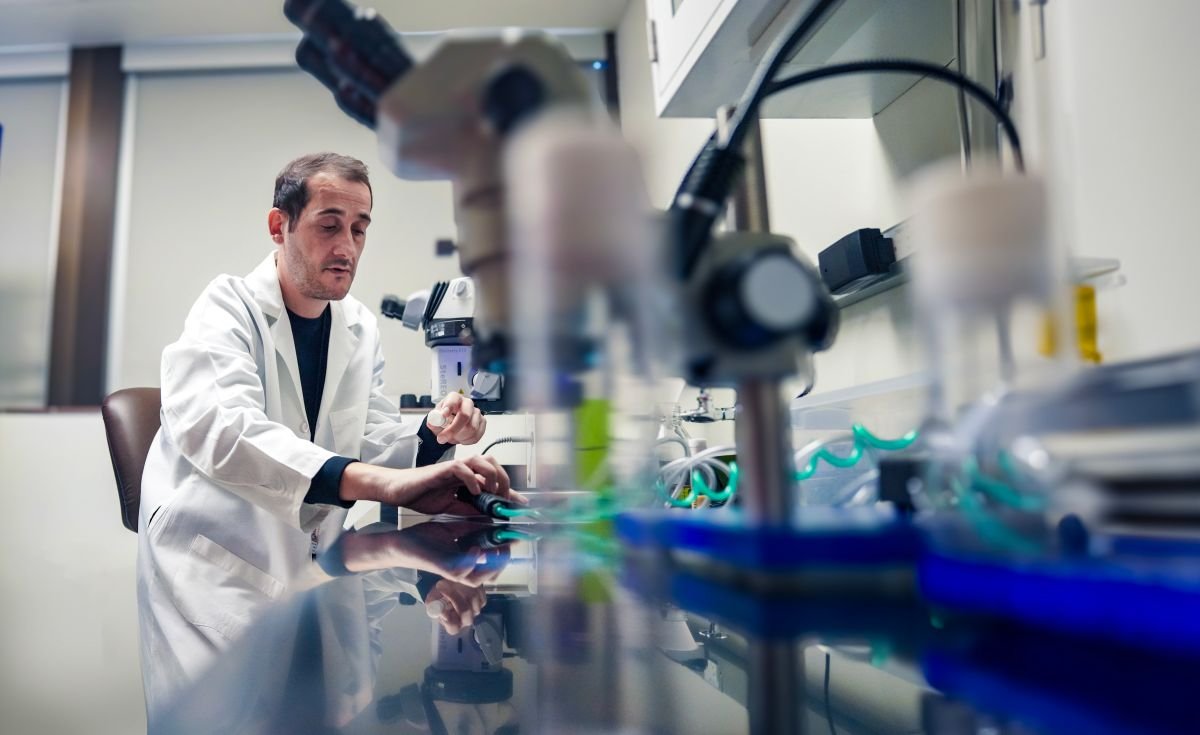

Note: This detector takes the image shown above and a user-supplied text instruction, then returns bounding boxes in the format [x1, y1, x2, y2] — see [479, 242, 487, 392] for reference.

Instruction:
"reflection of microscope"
[382, 277, 508, 412]
[377, 594, 526, 733]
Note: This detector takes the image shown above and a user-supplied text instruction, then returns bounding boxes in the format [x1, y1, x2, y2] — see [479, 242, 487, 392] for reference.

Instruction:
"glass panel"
[0, 78, 64, 408]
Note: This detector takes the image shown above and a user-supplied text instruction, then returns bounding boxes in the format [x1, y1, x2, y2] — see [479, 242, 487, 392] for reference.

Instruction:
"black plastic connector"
[455, 488, 516, 519]
[817, 228, 896, 295]
[878, 456, 922, 516]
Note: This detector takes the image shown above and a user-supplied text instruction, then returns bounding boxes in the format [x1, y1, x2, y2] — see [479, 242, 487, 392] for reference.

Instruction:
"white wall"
[1039, 0, 1200, 362]
[0, 413, 145, 735]
[111, 68, 461, 399]
[617, 0, 1200, 423]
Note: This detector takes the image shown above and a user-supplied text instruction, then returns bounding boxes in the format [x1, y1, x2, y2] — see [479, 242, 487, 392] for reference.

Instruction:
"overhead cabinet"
[646, 0, 963, 119]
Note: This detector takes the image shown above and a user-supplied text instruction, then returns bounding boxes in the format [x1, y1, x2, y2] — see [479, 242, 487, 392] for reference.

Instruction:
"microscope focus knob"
[704, 248, 821, 350]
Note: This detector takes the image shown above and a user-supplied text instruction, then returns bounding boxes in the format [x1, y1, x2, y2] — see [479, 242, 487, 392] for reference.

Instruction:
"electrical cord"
[657, 460, 734, 508]
[684, 462, 738, 506]
[795, 424, 920, 481]
[762, 59, 1024, 172]
[656, 435, 692, 457]
[669, 0, 842, 278]
[492, 505, 539, 520]
[951, 474, 1041, 554]
[480, 436, 532, 456]
[725, 0, 843, 152]
[963, 456, 1045, 511]
[656, 445, 738, 508]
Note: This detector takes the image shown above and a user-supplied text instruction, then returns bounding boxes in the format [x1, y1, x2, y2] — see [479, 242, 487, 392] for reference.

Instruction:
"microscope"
[284, 0, 837, 517]
[381, 277, 507, 412]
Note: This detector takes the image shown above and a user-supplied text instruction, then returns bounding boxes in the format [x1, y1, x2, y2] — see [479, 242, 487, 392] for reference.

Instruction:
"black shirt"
[287, 305, 331, 440]
[288, 305, 446, 507]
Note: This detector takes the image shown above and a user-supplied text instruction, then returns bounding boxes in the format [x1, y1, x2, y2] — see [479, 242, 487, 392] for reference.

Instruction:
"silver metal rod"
[717, 104, 794, 525]
[736, 378, 795, 524]
[716, 106, 771, 233]
[747, 640, 804, 735]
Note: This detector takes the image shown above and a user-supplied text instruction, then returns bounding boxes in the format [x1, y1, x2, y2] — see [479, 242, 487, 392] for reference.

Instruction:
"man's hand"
[427, 393, 486, 446]
[396, 455, 528, 516]
[340, 455, 528, 515]
[424, 579, 488, 634]
[338, 521, 512, 584]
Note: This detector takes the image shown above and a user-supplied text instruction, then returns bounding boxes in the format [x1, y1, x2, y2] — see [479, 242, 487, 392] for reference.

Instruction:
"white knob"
[741, 253, 814, 331]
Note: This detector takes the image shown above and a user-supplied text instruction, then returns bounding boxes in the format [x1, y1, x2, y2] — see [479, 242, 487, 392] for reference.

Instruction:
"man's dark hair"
[273, 153, 372, 231]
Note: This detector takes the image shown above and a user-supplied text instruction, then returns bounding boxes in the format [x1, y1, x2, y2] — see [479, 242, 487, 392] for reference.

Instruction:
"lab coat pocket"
[174, 534, 285, 641]
[330, 406, 365, 458]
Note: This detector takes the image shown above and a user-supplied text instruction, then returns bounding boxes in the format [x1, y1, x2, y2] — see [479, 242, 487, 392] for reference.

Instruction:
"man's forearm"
[339, 462, 392, 503]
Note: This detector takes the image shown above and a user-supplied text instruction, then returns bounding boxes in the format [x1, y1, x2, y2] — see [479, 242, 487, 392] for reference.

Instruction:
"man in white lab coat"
[135, 152, 524, 718]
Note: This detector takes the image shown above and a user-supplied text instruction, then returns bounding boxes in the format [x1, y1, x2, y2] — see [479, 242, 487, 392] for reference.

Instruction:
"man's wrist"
[306, 456, 358, 508]
[339, 462, 381, 503]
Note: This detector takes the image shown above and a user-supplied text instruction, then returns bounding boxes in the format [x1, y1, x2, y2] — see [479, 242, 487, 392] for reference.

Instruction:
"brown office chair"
[101, 388, 161, 533]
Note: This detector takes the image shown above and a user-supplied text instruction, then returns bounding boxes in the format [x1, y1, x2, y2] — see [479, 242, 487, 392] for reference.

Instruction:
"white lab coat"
[136, 252, 425, 717]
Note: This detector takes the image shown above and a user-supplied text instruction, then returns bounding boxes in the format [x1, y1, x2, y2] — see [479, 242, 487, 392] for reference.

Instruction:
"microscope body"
[382, 277, 507, 410]
[370, 34, 603, 382]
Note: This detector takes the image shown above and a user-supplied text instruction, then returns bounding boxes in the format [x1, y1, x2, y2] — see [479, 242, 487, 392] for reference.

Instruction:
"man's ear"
[268, 208, 287, 244]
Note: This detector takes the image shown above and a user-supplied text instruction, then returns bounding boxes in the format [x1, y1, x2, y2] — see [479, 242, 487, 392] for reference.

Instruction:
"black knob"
[399, 393, 418, 409]
[418, 395, 435, 409]
[704, 248, 820, 350]
[381, 294, 406, 320]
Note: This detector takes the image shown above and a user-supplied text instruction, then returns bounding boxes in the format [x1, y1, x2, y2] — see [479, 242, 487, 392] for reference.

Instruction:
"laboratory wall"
[615, 0, 1200, 411]
[110, 68, 461, 400]
[1037, 0, 1200, 361]
[616, 0, 931, 415]
[0, 77, 66, 408]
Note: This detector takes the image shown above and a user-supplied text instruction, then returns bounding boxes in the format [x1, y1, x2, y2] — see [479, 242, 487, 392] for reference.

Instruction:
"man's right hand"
[337, 521, 512, 584]
[340, 456, 528, 516]
[425, 579, 488, 634]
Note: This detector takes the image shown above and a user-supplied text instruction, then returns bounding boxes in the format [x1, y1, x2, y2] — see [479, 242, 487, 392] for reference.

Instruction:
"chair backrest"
[100, 388, 161, 533]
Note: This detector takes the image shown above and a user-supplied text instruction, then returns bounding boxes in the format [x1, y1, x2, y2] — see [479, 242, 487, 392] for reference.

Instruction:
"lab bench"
[154, 516, 1197, 735]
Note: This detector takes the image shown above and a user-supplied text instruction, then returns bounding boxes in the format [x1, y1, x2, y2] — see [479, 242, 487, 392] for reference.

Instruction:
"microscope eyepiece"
[295, 38, 377, 127]
[285, 0, 414, 121]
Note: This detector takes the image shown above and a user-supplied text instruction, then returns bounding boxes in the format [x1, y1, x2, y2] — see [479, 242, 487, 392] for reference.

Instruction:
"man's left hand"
[427, 392, 486, 446]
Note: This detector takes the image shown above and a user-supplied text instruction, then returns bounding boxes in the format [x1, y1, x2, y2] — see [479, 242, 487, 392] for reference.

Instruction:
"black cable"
[674, 0, 841, 195]
[726, 0, 843, 152]
[763, 59, 1024, 172]
[667, 0, 842, 279]
[481, 436, 532, 456]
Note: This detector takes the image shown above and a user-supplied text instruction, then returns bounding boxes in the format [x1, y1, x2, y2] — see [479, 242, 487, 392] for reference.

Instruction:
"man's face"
[276, 172, 372, 303]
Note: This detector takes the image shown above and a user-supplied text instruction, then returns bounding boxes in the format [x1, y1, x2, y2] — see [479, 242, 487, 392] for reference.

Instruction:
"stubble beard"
[288, 250, 353, 302]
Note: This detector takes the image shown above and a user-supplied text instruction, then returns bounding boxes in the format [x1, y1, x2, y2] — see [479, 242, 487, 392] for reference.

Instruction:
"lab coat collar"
[319, 303, 359, 426]
[246, 252, 363, 431]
